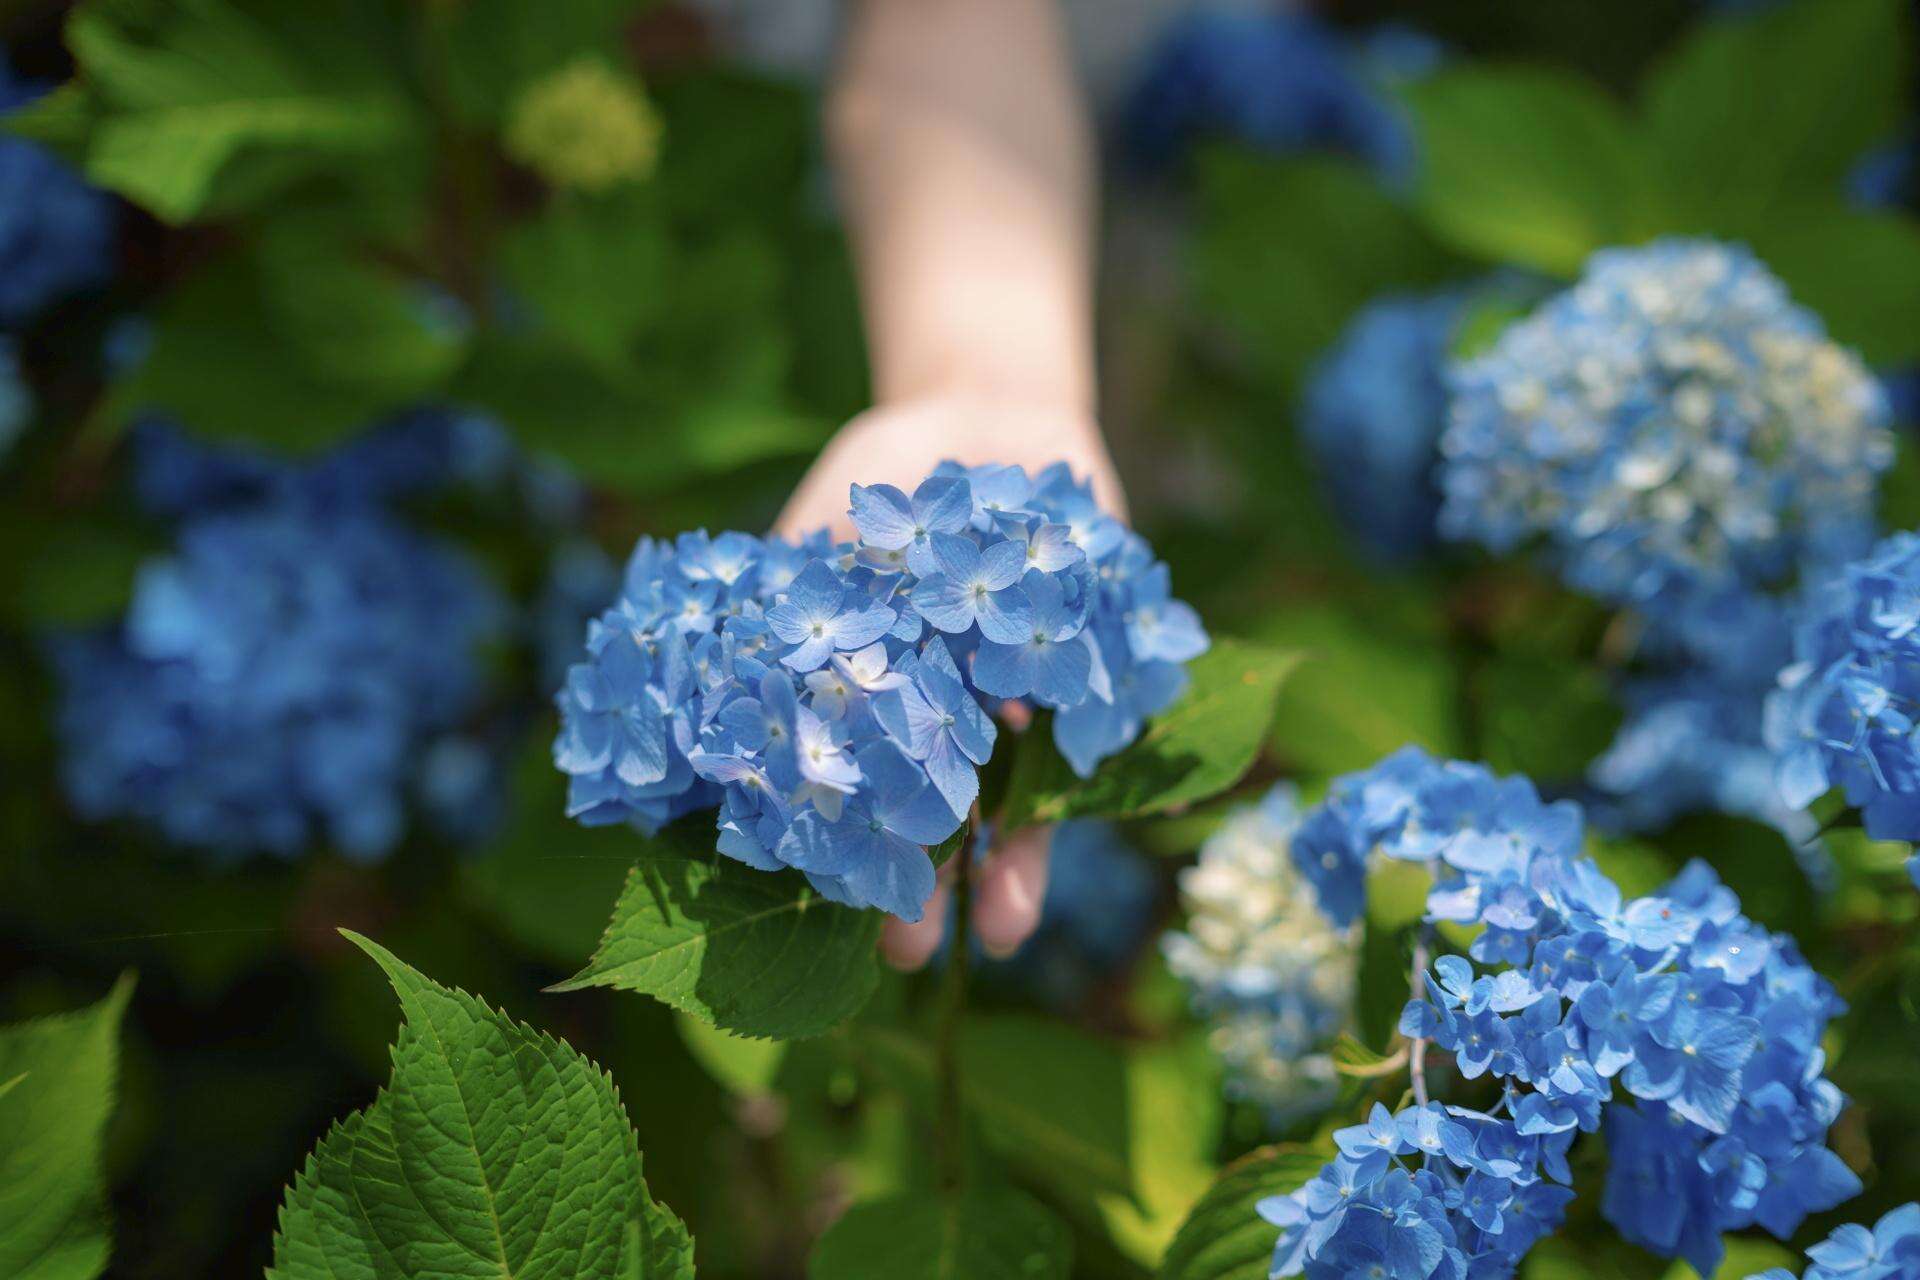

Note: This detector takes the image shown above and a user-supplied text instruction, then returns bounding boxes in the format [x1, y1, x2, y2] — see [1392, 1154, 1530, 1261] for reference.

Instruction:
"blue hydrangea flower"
[50, 496, 503, 859]
[552, 461, 1207, 920]
[1767, 531, 1920, 841]
[1120, 8, 1434, 185]
[1251, 749, 1859, 1280]
[1588, 674, 1819, 850]
[1301, 291, 1466, 564]
[1751, 1204, 1920, 1280]
[0, 55, 114, 323]
[1163, 786, 1357, 1122]
[1440, 240, 1893, 636]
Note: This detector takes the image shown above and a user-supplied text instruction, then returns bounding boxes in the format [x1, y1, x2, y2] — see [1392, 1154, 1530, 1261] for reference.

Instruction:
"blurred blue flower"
[0, 55, 114, 324]
[50, 495, 504, 859]
[1121, 8, 1435, 185]
[1301, 290, 1464, 563]
[1849, 131, 1916, 208]
[1441, 239, 1892, 637]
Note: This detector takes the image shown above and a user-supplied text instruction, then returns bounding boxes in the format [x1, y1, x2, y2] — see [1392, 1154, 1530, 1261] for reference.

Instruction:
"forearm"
[829, 0, 1096, 415]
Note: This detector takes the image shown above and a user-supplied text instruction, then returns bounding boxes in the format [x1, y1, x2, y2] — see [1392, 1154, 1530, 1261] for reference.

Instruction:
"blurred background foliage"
[1, 0, 1918, 1276]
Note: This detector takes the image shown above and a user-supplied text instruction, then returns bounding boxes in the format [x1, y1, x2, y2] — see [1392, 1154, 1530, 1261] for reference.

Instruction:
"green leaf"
[0, 973, 134, 1280]
[1093, 1034, 1225, 1268]
[860, 1015, 1136, 1202]
[675, 1012, 787, 1097]
[1194, 152, 1458, 395]
[1475, 653, 1621, 785]
[109, 249, 456, 451]
[548, 832, 884, 1040]
[62, 0, 421, 222]
[439, 0, 635, 126]
[498, 188, 672, 372]
[1156, 1143, 1333, 1280]
[1002, 640, 1300, 829]
[1259, 604, 1461, 779]
[0, 513, 159, 628]
[1743, 208, 1920, 367]
[809, 1185, 1071, 1280]
[1643, 0, 1909, 222]
[1406, 67, 1662, 276]
[269, 932, 693, 1280]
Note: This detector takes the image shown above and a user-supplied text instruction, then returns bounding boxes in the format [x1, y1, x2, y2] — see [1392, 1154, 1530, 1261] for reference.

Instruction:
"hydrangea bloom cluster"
[49, 418, 507, 858]
[0, 53, 114, 324]
[1588, 674, 1821, 865]
[1121, 8, 1433, 185]
[1767, 531, 1920, 843]
[1259, 748, 1858, 1280]
[553, 461, 1207, 920]
[1439, 239, 1892, 633]
[1301, 291, 1466, 564]
[1164, 786, 1356, 1121]
[1752, 1203, 1920, 1280]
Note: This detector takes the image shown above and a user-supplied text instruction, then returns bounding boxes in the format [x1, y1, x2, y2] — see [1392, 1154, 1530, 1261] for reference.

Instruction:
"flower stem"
[1409, 927, 1432, 1107]
[935, 824, 974, 1194]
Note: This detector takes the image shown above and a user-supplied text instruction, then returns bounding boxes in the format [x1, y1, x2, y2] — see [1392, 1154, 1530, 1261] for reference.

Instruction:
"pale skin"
[772, 0, 1122, 968]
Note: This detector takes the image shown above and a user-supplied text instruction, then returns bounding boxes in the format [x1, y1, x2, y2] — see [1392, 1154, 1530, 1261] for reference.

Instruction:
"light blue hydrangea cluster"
[1300, 291, 1465, 564]
[49, 417, 507, 858]
[0, 54, 113, 324]
[1588, 674, 1820, 859]
[1164, 786, 1357, 1121]
[1260, 748, 1858, 1280]
[1767, 531, 1920, 844]
[1752, 1203, 1920, 1280]
[1120, 8, 1436, 185]
[1440, 239, 1892, 635]
[553, 462, 1207, 920]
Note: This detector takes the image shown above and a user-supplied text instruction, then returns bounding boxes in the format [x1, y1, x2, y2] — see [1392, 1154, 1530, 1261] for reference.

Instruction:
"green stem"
[935, 825, 973, 1195]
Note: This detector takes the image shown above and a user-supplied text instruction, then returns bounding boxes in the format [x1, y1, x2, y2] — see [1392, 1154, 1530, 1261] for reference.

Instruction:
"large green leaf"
[498, 188, 672, 372]
[548, 832, 884, 1040]
[108, 247, 458, 450]
[861, 1015, 1136, 1202]
[1744, 208, 1920, 368]
[0, 974, 135, 1280]
[269, 932, 693, 1280]
[1001, 640, 1299, 829]
[1157, 1143, 1333, 1280]
[58, 0, 421, 222]
[809, 1185, 1071, 1280]
[1405, 67, 1663, 276]
[1643, 0, 1909, 223]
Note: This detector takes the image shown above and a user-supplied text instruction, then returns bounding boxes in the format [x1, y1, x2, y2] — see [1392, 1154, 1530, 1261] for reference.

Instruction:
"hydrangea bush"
[49, 415, 509, 858]
[1251, 748, 1858, 1280]
[553, 461, 1209, 920]
[1163, 785, 1357, 1121]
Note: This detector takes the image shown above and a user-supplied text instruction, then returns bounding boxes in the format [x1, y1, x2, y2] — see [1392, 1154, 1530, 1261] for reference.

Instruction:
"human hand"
[772, 392, 1126, 969]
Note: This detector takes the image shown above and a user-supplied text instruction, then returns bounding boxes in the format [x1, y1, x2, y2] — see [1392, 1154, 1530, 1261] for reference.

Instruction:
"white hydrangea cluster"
[1163, 786, 1357, 1121]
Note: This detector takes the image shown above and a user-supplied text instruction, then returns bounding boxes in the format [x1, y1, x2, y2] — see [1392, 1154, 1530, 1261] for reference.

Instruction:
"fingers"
[881, 881, 950, 970]
[973, 825, 1051, 958]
